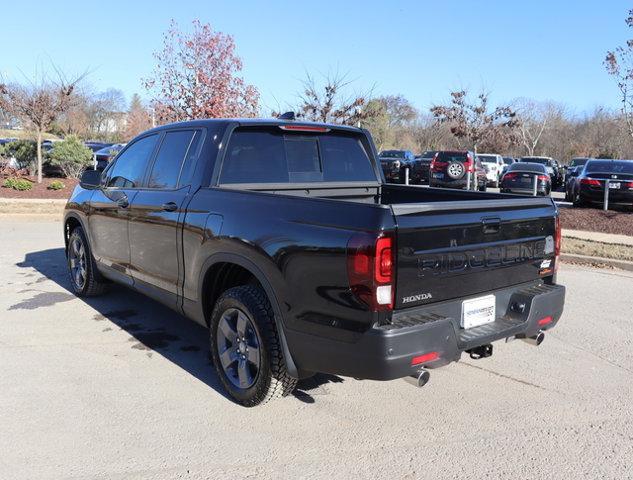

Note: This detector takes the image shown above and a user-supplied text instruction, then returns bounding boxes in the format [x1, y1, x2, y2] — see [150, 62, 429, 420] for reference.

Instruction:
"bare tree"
[0, 70, 84, 182]
[605, 9, 633, 138]
[430, 90, 519, 153]
[513, 99, 566, 155]
[287, 72, 373, 126]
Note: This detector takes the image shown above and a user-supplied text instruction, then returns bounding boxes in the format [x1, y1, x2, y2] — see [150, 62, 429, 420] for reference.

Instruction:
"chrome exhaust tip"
[521, 330, 545, 346]
[403, 369, 431, 388]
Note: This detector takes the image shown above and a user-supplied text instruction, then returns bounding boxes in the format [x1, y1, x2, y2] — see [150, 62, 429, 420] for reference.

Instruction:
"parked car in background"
[85, 141, 114, 153]
[569, 157, 591, 169]
[500, 162, 551, 196]
[94, 143, 126, 170]
[429, 151, 487, 191]
[564, 166, 582, 201]
[477, 154, 505, 187]
[519, 156, 562, 189]
[502, 157, 516, 173]
[408, 150, 437, 184]
[65, 118, 564, 406]
[379, 150, 415, 183]
[569, 159, 633, 207]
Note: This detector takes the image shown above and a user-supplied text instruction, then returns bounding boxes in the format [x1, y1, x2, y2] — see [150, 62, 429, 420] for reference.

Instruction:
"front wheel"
[210, 285, 297, 407]
[67, 227, 108, 297]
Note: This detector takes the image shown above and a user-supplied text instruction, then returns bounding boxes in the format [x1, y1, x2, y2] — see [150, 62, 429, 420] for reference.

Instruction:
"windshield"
[507, 162, 547, 173]
[478, 155, 496, 163]
[503, 158, 514, 164]
[585, 160, 633, 174]
[569, 158, 589, 167]
[520, 157, 551, 166]
[421, 150, 437, 158]
[380, 150, 406, 159]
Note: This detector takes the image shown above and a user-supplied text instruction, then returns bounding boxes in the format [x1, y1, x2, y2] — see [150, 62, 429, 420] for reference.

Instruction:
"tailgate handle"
[481, 217, 501, 234]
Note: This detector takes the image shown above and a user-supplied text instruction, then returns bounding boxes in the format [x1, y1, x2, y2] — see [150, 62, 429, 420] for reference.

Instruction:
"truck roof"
[143, 118, 363, 135]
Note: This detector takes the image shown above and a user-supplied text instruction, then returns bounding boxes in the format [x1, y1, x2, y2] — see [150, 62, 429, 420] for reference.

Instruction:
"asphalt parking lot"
[1, 218, 632, 479]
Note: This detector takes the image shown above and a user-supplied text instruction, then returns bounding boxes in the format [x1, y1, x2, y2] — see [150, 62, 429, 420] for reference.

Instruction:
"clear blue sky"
[2, 0, 630, 115]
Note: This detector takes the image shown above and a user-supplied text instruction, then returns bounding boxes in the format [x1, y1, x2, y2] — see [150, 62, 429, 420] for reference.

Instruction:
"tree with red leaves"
[430, 90, 518, 153]
[144, 20, 259, 123]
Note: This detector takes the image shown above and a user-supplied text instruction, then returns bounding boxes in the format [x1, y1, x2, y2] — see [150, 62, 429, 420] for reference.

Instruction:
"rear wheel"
[573, 191, 586, 207]
[210, 285, 297, 407]
[67, 227, 108, 297]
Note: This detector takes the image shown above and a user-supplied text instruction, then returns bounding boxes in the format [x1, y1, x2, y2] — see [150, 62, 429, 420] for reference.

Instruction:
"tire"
[446, 162, 465, 180]
[67, 226, 108, 297]
[573, 192, 586, 208]
[478, 183, 487, 192]
[210, 285, 297, 407]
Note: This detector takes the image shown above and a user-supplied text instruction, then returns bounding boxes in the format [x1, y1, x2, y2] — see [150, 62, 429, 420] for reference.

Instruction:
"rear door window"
[219, 127, 377, 184]
[147, 130, 197, 189]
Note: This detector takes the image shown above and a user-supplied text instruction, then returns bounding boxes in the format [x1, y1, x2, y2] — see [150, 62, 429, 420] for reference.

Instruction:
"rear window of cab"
[219, 127, 377, 184]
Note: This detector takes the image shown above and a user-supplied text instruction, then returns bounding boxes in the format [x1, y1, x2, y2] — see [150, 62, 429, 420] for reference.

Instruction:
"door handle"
[116, 196, 129, 208]
[161, 202, 178, 212]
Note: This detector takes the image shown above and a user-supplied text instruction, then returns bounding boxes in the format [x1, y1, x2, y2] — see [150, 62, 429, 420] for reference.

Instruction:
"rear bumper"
[501, 186, 549, 195]
[485, 172, 499, 184]
[579, 186, 633, 205]
[286, 282, 565, 380]
[429, 177, 469, 189]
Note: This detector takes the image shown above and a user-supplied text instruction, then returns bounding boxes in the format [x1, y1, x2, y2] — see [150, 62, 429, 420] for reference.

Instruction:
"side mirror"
[80, 169, 102, 188]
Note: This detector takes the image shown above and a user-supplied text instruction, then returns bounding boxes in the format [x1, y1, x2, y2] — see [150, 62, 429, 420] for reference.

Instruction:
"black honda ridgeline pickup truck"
[64, 118, 565, 406]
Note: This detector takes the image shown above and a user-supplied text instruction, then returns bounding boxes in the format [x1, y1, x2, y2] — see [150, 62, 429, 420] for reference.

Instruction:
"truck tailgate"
[391, 198, 557, 309]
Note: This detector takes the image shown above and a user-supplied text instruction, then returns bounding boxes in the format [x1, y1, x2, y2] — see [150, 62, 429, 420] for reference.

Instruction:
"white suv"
[477, 154, 505, 188]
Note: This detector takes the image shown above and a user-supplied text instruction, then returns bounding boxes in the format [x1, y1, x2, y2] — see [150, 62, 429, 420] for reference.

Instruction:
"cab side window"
[147, 130, 198, 189]
[106, 135, 159, 188]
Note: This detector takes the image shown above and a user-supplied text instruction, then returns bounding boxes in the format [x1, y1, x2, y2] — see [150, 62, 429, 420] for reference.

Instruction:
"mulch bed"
[0, 176, 78, 200]
[559, 206, 633, 236]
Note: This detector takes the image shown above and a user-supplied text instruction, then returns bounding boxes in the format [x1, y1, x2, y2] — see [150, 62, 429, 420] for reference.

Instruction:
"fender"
[196, 252, 302, 379]
[62, 211, 89, 251]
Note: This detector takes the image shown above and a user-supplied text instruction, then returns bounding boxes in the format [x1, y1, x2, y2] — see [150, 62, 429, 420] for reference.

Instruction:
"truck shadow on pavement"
[15, 247, 343, 404]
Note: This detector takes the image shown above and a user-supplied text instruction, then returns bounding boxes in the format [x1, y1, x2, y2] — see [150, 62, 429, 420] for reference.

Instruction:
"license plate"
[609, 182, 621, 189]
[461, 295, 496, 329]
[433, 173, 444, 179]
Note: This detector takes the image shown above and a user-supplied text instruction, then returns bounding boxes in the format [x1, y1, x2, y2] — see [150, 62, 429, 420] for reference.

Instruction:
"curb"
[561, 253, 633, 272]
[0, 198, 66, 215]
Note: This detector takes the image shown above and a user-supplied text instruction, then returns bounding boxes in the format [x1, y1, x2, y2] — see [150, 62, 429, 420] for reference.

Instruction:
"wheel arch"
[63, 213, 88, 253]
[198, 252, 300, 378]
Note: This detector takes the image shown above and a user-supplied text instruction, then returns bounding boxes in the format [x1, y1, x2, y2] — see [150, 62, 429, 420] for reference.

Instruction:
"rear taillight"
[429, 153, 439, 171]
[580, 178, 601, 187]
[503, 172, 518, 180]
[537, 175, 549, 181]
[554, 215, 561, 272]
[347, 233, 395, 311]
[625, 181, 633, 188]
[464, 154, 474, 173]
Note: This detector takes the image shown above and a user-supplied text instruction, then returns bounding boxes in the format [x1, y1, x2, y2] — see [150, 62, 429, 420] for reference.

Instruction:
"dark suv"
[408, 150, 437, 184]
[429, 151, 487, 191]
[379, 150, 414, 183]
